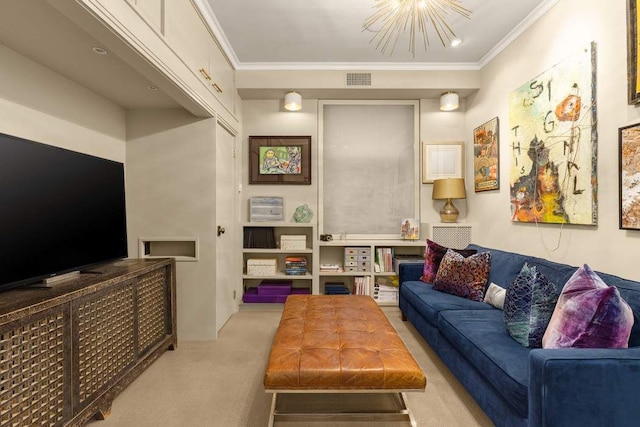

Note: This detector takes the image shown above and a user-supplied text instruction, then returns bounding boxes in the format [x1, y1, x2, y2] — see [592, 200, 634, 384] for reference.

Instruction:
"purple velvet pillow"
[542, 264, 634, 349]
[420, 240, 476, 283]
[433, 250, 491, 302]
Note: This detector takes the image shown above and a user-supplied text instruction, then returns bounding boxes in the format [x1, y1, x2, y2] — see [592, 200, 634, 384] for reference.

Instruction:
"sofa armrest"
[398, 263, 423, 287]
[529, 347, 640, 427]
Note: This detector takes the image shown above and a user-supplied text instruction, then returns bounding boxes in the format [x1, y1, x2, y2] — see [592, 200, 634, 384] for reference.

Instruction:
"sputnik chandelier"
[363, 0, 472, 57]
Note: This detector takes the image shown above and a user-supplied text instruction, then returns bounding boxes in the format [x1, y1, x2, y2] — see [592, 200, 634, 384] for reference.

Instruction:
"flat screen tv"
[0, 132, 128, 292]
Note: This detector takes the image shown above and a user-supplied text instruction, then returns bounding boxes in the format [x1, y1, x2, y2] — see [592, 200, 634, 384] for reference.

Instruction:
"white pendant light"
[284, 91, 302, 111]
[440, 92, 459, 111]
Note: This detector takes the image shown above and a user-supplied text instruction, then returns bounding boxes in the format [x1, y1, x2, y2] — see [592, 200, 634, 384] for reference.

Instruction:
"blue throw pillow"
[503, 263, 558, 348]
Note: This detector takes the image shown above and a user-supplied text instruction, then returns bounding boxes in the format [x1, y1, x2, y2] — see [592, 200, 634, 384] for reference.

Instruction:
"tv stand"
[0, 258, 177, 426]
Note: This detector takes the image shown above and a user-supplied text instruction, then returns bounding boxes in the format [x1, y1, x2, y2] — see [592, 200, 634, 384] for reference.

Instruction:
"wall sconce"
[284, 91, 302, 111]
[432, 178, 466, 222]
[440, 92, 459, 111]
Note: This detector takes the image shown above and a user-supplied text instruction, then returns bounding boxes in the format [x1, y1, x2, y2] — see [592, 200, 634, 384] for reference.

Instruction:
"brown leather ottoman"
[264, 295, 426, 425]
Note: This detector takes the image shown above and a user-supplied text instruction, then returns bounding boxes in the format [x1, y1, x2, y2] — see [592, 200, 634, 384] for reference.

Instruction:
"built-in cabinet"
[164, 0, 235, 113]
[318, 241, 424, 306]
[242, 223, 315, 295]
[0, 258, 176, 426]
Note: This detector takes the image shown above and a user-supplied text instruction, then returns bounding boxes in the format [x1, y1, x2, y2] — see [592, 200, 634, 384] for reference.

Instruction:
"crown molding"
[194, 0, 559, 73]
[192, 0, 240, 68]
[235, 62, 481, 71]
[479, 0, 560, 68]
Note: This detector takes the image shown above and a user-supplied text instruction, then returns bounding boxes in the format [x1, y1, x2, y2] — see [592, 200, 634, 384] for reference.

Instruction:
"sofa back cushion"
[468, 244, 640, 347]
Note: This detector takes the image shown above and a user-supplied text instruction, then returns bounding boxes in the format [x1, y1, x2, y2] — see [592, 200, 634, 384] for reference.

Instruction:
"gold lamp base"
[439, 198, 459, 222]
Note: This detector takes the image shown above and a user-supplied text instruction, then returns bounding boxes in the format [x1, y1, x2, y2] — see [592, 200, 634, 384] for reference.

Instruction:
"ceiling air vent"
[346, 72, 372, 86]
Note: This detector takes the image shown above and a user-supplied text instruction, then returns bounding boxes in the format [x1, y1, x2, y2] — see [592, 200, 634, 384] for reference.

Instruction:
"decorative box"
[280, 235, 307, 250]
[249, 197, 284, 222]
[258, 280, 292, 295]
[242, 287, 288, 303]
[247, 258, 277, 276]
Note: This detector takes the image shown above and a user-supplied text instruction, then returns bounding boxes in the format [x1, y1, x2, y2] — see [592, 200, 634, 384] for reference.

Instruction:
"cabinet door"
[0, 306, 71, 425]
[209, 41, 236, 112]
[72, 281, 136, 412]
[127, 0, 163, 31]
[164, 0, 212, 87]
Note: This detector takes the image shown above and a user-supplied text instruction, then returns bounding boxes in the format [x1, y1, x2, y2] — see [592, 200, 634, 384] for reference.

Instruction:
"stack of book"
[325, 282, 350, 295]
[285, 256, 308, 275]
[393, 254, 425, 274]
[374, 282, 399, 303]
[320, 263, 343, 273]
[353, 276, 371, 295]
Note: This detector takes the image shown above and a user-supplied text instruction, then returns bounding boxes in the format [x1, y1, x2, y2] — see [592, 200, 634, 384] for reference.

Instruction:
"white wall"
[241, 99, 319, 221]
[466, 0, 640, 280]
[0, 44, 125, 161]
[126, 110, 218, 340]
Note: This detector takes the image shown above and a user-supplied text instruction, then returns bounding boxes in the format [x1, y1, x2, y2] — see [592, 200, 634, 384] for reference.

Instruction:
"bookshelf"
[318, 240, 424, 305]
[241, 223, 316, 301]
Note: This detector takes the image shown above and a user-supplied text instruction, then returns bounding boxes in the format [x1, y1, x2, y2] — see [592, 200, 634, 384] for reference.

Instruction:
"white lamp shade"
[440, 92, 459, 111]
[284, 91, 302, 111]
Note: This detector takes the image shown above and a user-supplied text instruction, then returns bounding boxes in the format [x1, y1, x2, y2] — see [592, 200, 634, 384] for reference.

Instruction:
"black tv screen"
[0, 132, 128, 292]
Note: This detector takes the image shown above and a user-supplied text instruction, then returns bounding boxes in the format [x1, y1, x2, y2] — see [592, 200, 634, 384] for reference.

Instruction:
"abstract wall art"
[509, 43, 598, 225]
[619, 122, 640, 230]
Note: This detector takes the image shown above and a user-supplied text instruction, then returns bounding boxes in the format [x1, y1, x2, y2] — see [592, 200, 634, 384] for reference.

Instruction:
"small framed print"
[249, 136, 311, 185]
[422, 142, 464, 184]
[473, 117, 500, 192]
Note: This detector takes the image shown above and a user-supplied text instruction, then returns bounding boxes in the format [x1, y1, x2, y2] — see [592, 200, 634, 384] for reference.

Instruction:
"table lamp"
[432, 178, 466, 222]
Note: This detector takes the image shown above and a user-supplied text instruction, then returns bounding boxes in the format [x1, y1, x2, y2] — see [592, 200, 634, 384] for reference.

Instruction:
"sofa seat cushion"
[438, 309, 530, 418]
[401, 281, 492, 327]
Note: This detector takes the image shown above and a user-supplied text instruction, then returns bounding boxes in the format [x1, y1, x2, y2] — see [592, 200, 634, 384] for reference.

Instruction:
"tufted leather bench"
[264, 295, 426, 425]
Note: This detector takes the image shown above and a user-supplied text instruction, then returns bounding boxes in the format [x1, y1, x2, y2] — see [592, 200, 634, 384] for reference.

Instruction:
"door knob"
[217, 226, 226, 236]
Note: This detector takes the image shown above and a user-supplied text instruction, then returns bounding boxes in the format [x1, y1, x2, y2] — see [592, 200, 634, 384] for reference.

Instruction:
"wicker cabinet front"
[0, 259, 176, 427]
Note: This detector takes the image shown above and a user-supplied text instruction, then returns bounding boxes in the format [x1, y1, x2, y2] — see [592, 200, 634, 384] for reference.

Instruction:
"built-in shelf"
[139, 237, 199, 262]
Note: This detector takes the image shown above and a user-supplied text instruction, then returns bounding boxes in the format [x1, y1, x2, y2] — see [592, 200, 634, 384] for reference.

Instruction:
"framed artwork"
[509, 42, 597, 225]
[473, 117, 500, 192]
[627, 0, 640, 104]
[422, 142, 464, 184]
[619, 123, 640, 230]
[248, 136, 311, 185]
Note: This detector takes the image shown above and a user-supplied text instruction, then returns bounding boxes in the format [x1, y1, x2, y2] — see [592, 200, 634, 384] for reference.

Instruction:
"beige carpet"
[86, 306, 494, 427]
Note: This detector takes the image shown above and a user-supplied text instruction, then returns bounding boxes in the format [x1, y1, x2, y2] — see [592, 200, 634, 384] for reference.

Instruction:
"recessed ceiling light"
[147, 85, 158, 91]
[450, 38, 463, 47]
[92, 46, 108, 55]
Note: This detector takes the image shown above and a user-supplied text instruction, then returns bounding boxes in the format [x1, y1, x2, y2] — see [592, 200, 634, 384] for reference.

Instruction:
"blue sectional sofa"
[398, 244, 640, 427]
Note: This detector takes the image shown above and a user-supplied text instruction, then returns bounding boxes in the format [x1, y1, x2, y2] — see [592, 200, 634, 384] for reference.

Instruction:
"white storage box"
[247, 259, 277, 276]
[280, 235, 307, 250]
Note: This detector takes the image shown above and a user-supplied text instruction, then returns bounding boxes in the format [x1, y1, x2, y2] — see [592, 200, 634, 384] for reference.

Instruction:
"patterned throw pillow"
[503, 263, 558, 348]
[542, 264, 634, 349]
[433, 250, 491, 302]
[420, 239, 477, 283]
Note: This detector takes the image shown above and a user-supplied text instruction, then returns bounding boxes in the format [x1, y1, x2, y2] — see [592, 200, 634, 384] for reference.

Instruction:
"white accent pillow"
[484, 282, 506, 310]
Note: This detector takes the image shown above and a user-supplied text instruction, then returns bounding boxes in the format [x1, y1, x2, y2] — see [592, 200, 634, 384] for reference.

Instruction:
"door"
[215, 121, 237, 332]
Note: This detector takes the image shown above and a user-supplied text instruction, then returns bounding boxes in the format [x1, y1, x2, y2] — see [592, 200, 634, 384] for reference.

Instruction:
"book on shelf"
[353, 276, 370, 296]
[325, 282, 350, 295]
[320, 263, 343, 272]
[374, 247, 395, 273]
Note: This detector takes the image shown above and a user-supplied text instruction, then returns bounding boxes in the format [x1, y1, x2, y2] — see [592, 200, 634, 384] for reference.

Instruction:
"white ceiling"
[201, 0, 555, 69]
[0, 0, 557, 112]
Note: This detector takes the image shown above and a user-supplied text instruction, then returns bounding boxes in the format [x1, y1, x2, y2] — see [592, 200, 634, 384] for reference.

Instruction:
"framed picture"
[619, 123, 640, 230]
[249, 136, 311, 185]
[422, 142, 464, 184]
[627, 0, 640, 104]
[473, 117, 500, 192]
